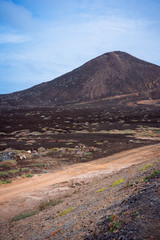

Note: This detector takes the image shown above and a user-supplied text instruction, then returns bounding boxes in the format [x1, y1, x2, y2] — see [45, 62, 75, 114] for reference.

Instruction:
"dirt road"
[0, 143, 160, 220]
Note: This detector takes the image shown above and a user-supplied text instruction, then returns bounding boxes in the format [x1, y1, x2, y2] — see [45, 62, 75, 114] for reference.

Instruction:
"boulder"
[0, 151, 15, 162]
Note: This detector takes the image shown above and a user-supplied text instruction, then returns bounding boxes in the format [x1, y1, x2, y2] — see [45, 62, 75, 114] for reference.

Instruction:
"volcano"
[0, 51, 160, 109]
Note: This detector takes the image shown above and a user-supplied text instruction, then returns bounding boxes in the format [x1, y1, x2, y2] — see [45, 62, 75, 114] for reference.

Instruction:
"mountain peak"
[0, 51, 160, 108]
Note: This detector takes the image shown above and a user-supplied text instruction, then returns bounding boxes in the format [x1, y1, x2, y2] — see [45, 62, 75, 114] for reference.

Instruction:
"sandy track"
[0, 143, 160, 219]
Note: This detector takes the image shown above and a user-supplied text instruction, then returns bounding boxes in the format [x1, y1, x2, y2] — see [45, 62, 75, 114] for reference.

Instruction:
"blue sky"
[0, 0, 160, 94]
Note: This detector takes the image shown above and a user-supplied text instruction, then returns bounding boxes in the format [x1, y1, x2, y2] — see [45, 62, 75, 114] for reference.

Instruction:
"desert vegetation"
[0, 51, 160, 239]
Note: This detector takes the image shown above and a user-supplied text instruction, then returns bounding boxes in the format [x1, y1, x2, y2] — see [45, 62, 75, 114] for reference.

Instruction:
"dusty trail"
[0, 144, 160, 219]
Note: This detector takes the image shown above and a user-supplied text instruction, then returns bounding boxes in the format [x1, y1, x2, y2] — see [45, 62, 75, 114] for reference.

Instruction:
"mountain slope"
[0, 51, 160, 108]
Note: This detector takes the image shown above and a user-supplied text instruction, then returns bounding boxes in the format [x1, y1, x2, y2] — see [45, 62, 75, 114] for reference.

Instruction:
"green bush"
[96, 187, 107, 193]
[39, 199, 62, 211]
[25, 174, 33, 178]
[111, 178, 124, 187]
[0, 171, 9, 176]
[8, 169, 19, 174]
[55, 207, 75, 218]
[11, 211, 39, 222]
[30, 163, 45, 168]
[139, 164, 152, 171]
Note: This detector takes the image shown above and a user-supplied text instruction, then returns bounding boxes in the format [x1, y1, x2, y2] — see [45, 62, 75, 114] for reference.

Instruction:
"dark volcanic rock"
[0, 51, 160, 108]
[0, 151, 15, 162]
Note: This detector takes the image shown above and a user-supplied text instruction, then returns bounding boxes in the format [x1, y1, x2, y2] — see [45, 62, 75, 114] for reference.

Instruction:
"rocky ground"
[0, 104, 160, 152]
[0, 151, 159, 240]
[0, 103, 160, 239]
[0, 103, 160, 183]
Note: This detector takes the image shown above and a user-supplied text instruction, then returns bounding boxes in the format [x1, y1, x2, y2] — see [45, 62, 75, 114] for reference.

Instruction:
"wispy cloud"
[0, 32, 30, 44]
[0, 0, 37, 30]
[0, 0, 160, 94]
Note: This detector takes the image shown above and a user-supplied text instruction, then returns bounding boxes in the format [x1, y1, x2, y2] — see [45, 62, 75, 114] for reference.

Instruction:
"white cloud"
[1, 15, 158, 87]
[0, 0, 160, 93]
[0, 33, 30, 44]
[0, 0, 38, 30]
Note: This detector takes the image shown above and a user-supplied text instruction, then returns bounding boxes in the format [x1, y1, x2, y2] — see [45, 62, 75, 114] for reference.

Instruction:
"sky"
[0, 0, 160, 94]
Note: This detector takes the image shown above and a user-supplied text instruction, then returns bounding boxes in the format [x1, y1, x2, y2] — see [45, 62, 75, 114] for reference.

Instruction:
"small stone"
[49, 229, 61, 237]
[20, 154, 26, 160]
[118, 236, 127, 240]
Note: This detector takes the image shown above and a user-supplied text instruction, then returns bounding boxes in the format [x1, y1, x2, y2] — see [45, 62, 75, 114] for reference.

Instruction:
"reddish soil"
[0, 143, 160, 220]
[0, 144, 159, 240]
